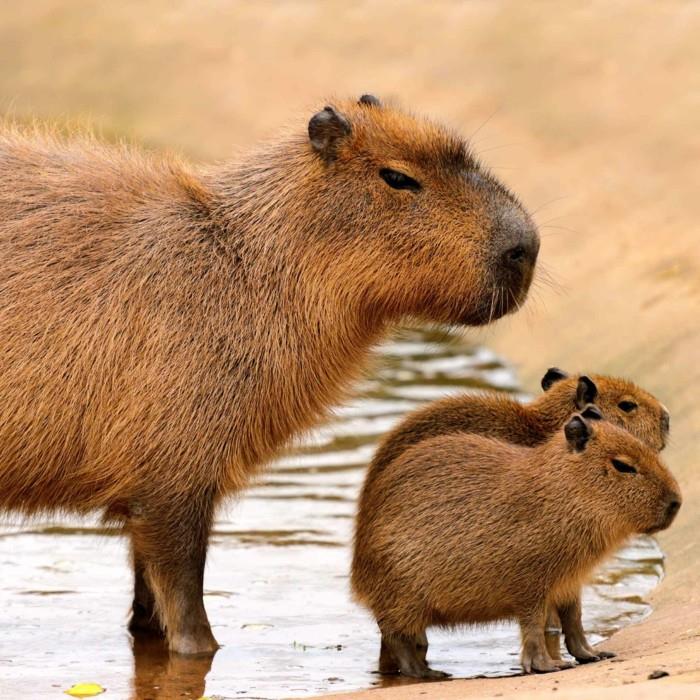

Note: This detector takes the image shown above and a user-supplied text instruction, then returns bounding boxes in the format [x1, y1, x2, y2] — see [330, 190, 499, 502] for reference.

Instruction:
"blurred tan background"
[1, 2, 699, 697]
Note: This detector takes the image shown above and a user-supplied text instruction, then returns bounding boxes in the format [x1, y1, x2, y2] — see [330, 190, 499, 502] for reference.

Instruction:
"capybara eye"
[612, 458, 637, 474]
[379, 168, 422, 192]
[618, 400, 638, 413]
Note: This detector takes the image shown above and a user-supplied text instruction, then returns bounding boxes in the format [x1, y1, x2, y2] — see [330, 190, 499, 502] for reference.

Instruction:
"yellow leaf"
[64, 683, 105, 697]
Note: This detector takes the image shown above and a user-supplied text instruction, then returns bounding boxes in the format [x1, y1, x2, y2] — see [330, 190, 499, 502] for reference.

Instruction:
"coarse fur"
[369, 371, 669, 485]
[351, 415, 681, 678]
[361, 369, 669, 664]
[0, 96, 539, 654]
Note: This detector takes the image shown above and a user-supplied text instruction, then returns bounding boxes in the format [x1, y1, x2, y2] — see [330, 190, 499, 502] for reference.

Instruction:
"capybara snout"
[490, 194, 540, 302]
[577, 417, 682, 535]
[660, 494, 682, 530]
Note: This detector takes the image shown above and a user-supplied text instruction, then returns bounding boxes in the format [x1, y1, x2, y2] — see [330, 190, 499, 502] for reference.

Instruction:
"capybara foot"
[170, 627, 219, 656]
[595, 649, 617, 659]
[572, 648, 603, 663]
[381, 631, 449, 680]
[128, 601, 164, 637]
[523, 651, 574, 674]
[409, 667, 451, 680]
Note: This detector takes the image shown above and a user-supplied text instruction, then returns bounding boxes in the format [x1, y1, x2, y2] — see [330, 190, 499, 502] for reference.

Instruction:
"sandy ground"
[0, 1, 699, 698]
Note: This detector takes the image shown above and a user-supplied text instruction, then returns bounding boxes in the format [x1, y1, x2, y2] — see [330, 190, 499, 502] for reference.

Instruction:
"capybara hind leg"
[379, 637, 399, 674]
[520, 604, 574, 674]
[544, 604, 562, 661]
[132, 495, 218, 656]
[128, 552, 164, 637]
[416, 629, 429, 664]
[559, 596, 616, 662]
[379, 630, 429, 673]
[381, 630, 449, 680]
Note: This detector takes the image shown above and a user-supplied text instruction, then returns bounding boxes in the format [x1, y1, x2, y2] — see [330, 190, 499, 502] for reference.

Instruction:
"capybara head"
[304, 95, 539, 326]
[541, 368, 670, 451]
[563, 412, 681, 535]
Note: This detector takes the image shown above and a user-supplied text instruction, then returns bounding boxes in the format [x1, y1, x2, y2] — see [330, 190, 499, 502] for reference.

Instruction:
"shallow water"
[0, 329, 665, 699]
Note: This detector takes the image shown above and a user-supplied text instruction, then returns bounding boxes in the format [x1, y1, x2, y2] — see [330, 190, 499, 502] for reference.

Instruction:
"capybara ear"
[358, 94, 381, 106]
[575, 375, 598, 408]
[564, 414, 592, 452]
[308, 106, 352, 162]
[581, 404, 603, 421]
[541, 367, 568, 391]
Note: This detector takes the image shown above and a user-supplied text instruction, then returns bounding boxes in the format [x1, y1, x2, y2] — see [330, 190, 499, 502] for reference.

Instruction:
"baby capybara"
[370, 368, 669, 480]
[363, 367, 670, 662]
[0, 95, 539, 654]
[352, 411, 681, 678]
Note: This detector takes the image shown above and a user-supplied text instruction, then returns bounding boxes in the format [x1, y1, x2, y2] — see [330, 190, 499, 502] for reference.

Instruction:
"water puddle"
[0, 329, 665, 699]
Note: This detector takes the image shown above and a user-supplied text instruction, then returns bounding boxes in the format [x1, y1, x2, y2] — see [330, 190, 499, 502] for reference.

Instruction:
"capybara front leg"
[378, 630, 429, 673]
[416, 629, 429, 664]
[544, 603, 562, 660]
[131, 494, 218, 656]
[128, 551, 164, 637]
[379, 637, 400, 674]
[559, 595, 616, 662]
[380, 629, 449, 680]
[520, 603, 574, 673]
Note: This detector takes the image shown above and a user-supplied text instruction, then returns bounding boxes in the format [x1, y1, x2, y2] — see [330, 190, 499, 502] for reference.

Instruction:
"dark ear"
[564, 415, 592, 452]
[308, 106, 351, 163]
[575, 375, 598, 408]
[541, 367, 568, 391]
[581, 404, 603, 421]
[359, 94, 381, 106]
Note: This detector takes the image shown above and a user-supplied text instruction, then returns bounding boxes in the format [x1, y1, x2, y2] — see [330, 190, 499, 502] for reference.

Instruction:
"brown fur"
[351, 415, 681, 678]
[0, 97, 538, 654]
[369, 372, 669, 485]
[361, 371, 669, 665]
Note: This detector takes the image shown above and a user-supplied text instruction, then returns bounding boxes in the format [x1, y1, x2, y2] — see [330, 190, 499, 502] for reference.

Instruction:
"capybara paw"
[128, 608, 164, 637]
[524, 654, 574, 673]
[595, 649, 617, 659]
[169, 630, 219, 656]
[573, 650, 601, 663]
[403, 667, 450, 680]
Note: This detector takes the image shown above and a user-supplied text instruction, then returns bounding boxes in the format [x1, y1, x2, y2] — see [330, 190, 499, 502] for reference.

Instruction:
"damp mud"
[0, 330, 666, 699]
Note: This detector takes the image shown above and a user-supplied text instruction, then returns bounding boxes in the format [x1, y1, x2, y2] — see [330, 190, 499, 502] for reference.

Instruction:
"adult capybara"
[352, 411, 681, 678]
[0, 95, 539, 654]
[363, 367, 670, 662]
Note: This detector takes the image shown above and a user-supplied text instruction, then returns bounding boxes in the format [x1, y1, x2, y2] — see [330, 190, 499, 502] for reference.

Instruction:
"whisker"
[469, 107, 501, 144]
[530, 196, 571, 217]
[539, 224, 581, 236]
[474, 143, 521, 156]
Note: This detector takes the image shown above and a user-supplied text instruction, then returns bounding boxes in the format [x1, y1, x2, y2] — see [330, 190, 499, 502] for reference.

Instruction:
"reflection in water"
[0, 330, 665, 699]
[131, 637, 212, 700]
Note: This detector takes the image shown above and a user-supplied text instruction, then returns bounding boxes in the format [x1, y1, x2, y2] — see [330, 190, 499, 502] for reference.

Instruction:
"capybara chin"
[351, 413, 681, 679]
[0, 95, 538, 655]
[363, 367, 670, 663]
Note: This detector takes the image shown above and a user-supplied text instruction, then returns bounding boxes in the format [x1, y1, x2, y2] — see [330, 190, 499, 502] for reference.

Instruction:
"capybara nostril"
[507, 244, 527, 263]
[499, 216, 539, 272]
[665, 496, 681, 524]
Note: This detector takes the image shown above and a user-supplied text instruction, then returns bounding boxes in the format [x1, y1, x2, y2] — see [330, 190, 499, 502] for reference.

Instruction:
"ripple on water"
[0, 328, 665, 699]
